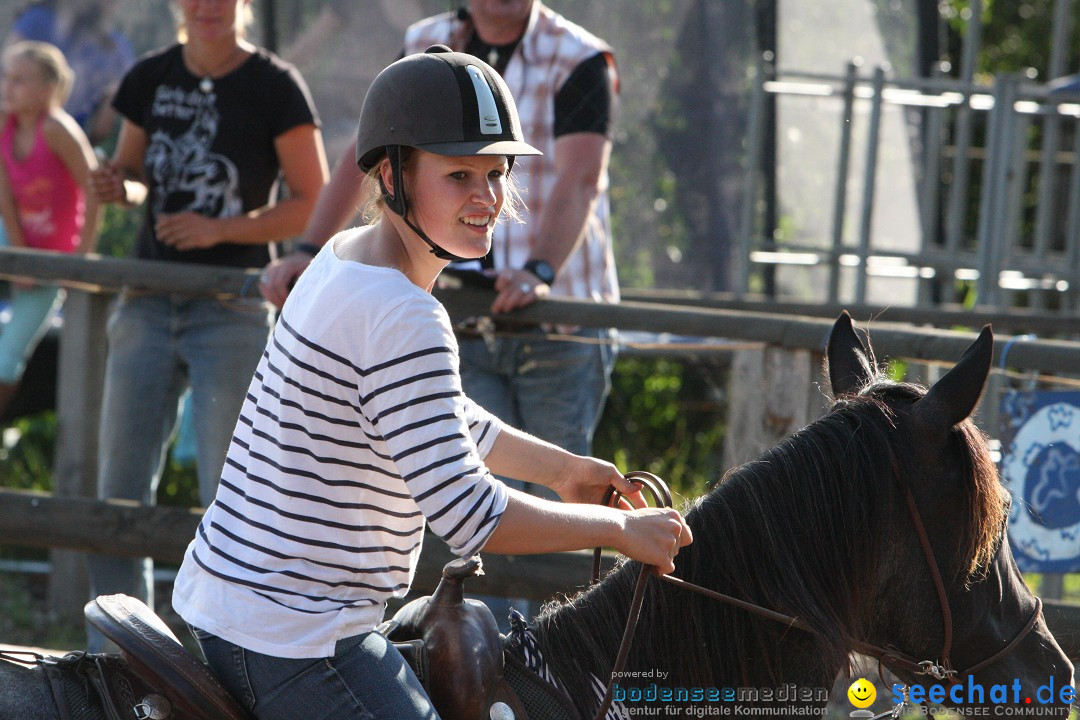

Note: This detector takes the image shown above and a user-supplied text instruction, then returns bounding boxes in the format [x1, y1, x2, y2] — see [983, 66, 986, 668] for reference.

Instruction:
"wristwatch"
[293, 243, 321, 257]
[523, 259, 556, 285]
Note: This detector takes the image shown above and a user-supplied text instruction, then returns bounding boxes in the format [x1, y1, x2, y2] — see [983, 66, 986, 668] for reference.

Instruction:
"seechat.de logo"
[892, 678, 1077, 709]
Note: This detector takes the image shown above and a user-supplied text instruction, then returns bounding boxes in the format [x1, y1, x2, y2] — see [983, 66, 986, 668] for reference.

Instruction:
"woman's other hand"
[259, 252, 313, 307]
[89, 161, 126, 204]
[156, 212, 222, 251]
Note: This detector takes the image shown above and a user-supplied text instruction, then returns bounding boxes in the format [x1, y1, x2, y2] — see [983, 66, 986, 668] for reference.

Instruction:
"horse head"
[827, 311, 1073, 712]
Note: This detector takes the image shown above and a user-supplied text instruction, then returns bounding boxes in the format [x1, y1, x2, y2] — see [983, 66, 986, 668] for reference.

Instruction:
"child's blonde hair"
[2, 41, 74, 106]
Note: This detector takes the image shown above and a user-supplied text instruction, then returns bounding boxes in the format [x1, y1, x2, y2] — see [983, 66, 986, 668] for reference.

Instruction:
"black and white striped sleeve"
[361, 300, 507, 556]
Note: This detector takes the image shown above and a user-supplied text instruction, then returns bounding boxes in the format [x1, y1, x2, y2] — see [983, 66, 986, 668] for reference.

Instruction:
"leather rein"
[588, 471, 1043, 720]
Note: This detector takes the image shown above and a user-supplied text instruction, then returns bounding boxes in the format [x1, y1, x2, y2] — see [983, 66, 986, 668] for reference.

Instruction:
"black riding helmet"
[356, 45, 541, 261]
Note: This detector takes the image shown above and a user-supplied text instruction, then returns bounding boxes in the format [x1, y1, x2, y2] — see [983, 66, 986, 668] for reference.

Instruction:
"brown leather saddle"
[84, 556, 572, 720]
[381, 555, 530, 719]
[84, 593, 251, 720]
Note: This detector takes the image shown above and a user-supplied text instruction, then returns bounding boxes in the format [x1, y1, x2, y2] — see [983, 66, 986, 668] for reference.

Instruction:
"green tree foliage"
[941, 0, 1080, 79]
[0, 409, 198, 506]
[0, 414, 55, 492]
[593, 356, 726, 500]
[96, 204, 141, 258]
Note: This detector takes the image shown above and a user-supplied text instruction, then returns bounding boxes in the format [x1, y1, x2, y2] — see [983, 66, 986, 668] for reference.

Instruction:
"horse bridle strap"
[590, 473, 1044, 720]
[590, 472, 671, 720]
[655, 570, 1043, 683]
[878, 477, 1043, 685]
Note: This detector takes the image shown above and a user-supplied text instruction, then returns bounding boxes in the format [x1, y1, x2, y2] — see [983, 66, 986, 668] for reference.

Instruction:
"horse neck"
[533, 485, 856, 710]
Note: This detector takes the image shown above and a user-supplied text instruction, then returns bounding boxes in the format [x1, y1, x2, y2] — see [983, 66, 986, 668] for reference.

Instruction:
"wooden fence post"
[47, 290, 112, 625]
[723, 345, 827, 469]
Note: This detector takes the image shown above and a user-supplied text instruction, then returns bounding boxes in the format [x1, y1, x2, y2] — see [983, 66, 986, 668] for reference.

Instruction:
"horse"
[0, 312, 1073, 720]
[523, 312, 1073, 717]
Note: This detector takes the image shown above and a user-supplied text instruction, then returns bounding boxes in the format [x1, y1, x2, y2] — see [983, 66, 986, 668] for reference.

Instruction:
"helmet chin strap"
[382, 146, 470, 263]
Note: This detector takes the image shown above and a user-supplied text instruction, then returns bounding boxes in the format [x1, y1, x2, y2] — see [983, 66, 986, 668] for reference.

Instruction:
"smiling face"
[847, 678, 876, 708]
[468, 0, 534, 26]
[399, 150, 508, 261]
[176, 0, 250, 42]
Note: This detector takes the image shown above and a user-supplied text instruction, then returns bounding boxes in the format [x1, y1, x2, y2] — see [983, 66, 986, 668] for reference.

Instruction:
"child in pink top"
[0, 40, 99, 419]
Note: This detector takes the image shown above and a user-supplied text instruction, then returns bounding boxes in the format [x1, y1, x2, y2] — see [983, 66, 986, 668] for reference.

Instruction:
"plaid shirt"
[405, 2, 620, 304]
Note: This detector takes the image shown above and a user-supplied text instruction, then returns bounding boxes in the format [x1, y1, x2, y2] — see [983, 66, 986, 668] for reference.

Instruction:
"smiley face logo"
[847, 678, 876, 708]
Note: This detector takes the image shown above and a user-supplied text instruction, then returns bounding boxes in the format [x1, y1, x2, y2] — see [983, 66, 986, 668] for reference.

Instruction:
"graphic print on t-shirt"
[19, 204, 57, 238]
[146, 86, 241, 219]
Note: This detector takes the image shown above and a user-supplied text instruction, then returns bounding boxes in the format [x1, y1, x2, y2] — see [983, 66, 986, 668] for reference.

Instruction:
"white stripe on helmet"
[465, 65, 504, 136]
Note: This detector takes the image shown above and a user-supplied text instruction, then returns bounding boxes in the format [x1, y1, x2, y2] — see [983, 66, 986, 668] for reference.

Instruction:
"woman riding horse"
[169, 46, 692, 720]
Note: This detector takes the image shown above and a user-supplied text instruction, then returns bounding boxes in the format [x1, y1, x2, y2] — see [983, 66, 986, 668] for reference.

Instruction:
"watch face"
[528, 260, 555, 284]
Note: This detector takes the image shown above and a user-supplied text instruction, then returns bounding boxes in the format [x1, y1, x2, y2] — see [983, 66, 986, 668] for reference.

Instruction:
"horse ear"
[827, 311, 874, 396]
[913, 325, 993, 428]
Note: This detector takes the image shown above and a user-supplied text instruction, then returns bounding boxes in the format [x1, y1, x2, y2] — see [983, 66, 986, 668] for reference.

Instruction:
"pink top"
[0, 114, 84, 252]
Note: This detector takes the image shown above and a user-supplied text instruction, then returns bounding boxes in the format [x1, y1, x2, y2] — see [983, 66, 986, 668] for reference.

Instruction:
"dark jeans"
[192, 627, 439, 720]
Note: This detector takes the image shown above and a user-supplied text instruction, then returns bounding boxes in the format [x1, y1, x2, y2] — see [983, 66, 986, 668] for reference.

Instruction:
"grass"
[0, 572, 85, 651]
[1024, 573, 1080, 603]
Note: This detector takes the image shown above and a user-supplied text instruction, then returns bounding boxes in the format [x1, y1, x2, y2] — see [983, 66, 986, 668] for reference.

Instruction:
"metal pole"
[737, 58, 769, 299]
[855, 67, 886, 305]
[1046, 0, 1074, 81]
[944, 0, 983, 256]
[975, 76, 1019, 308]
[1030, 0, 1075, 281]
[758, 2, 778, 299]
[829, 61, 859, 303]
[958, 0, 982, 86]
[1065, 119, 1080, 310]
[1000, 110, 1032, 309]
[917, 66, 947, 306]
[974, 78, 1004, 307]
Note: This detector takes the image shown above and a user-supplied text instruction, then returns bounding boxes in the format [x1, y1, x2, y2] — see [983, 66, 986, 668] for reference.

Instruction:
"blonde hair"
[360, 147, 525, 226]
[3, 41, 74, 106]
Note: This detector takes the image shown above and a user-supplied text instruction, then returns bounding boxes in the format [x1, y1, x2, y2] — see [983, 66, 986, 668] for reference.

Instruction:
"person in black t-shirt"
[86, 0, 328, 649]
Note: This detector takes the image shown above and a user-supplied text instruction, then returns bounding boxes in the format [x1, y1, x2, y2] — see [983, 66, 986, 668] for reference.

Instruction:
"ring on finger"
[519, 283, 532, 293]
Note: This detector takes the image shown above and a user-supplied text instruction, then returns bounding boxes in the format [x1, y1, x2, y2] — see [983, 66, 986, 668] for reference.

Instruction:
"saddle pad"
[503, 652, 578, 720]
[43, 652, 163, 720]
[84, 594, 251, 720]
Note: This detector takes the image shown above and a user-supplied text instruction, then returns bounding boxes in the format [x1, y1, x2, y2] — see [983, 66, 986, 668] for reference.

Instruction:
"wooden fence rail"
[4, 247, 1080, 373]
[621, 289, 1080, 337]
[4, 247, 1080, 624]
[0, 488, 614, 602]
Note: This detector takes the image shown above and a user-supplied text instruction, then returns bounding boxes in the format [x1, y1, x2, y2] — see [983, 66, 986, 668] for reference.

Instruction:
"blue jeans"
[191, 627, 438, 720]
[459, 326, 616, 459]
[457, 326, 617, 625]
[88, 292, 270, 647]
[0, 284, 62, 383]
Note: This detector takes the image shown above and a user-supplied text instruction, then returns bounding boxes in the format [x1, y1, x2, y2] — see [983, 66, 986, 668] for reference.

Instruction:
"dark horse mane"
[532, 376, 1007, 717]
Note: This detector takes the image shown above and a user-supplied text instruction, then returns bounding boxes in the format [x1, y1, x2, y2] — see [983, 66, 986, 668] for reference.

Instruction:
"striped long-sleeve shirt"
[172, 241, 508, 658]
